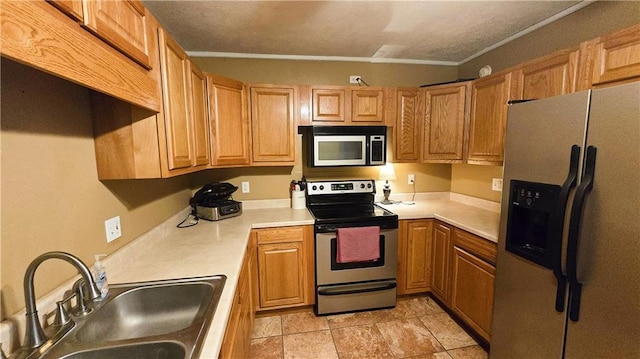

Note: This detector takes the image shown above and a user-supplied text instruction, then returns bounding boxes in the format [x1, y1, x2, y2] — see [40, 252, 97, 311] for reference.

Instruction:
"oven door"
[313, 135, 367, 166]
[315, 228, 397, 286]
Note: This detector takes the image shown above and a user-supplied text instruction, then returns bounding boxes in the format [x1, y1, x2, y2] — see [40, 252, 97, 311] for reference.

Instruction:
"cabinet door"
[398, 220, 433, 294]
[257, 242, 306, 308]
[82, 0, 151, 69]
[311, 87, 346, 122]
[589, 24, 640, 87]
[431, 221, 452, 304]
[394, 89, 421, 162]
[187, 61, 210, 167]
[467, 72, 512, 164]
[422, 83, 469, 163]
[512, 48, 580, 100]
[158, 29, 192, 170]
[351, 88, 385, 123]
[220, 247, 254, 359]
[207, 75, 250, 166]
[451, 246, 495, 342]
[250, 86, 297, 163]
[47, 0, 84, 21]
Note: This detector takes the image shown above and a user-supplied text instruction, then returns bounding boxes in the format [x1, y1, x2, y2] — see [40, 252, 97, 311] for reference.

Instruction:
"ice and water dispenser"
[505, 180, 562, 269]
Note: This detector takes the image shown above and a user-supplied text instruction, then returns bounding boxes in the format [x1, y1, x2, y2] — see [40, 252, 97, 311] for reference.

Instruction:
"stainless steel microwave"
[299, 126, 386, 167]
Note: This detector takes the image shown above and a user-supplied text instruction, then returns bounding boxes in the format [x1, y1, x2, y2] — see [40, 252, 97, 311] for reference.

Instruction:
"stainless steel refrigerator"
[491, 81, 640, 358]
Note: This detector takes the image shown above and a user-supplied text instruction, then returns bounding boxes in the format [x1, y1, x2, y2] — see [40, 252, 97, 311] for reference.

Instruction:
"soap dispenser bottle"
[93, 254, 109, 299]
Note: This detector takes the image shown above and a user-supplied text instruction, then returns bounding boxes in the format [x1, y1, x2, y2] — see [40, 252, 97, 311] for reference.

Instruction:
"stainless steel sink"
[76, 282, 215, 342]
[28, 275, 226, 359]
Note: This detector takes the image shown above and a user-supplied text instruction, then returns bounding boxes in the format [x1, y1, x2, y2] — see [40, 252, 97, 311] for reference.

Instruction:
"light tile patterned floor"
[250, 295, 488, 359]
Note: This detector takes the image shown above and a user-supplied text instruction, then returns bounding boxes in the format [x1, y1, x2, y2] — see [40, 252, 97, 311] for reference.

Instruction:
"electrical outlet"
[492, 178, 503, 192]
[349, 75, 361, 84]
[105, 216, 121, 243]
[408, 174, 415, 185]
[241, 181, 250, 193]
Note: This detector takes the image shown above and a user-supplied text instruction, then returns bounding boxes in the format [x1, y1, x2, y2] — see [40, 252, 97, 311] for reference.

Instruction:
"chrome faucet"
[22, 251, 101, 349]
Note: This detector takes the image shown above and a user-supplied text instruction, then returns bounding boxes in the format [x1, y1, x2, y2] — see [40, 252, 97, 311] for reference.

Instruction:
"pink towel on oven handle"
[336, 226, 381, 263]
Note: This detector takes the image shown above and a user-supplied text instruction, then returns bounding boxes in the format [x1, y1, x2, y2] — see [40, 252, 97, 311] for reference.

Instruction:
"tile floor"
[250, 295, 488, 359]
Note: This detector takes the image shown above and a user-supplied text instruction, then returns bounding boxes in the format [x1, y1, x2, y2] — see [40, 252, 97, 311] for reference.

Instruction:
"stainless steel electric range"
[306, 179, 399, 315]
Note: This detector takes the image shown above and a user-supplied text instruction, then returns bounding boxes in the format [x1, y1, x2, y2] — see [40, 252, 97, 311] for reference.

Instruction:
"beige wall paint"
[192, 57, 457, 87]
[0, 60, 195, 318]
[451, 164, 503, 203]
[459, 1, 640, 78]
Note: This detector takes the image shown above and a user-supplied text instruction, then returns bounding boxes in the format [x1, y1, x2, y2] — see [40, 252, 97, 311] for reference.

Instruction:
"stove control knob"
[360, 183, 365, 189]
[319, 185, 325, 190]
[312, 185, 317, 191]
[367, 183, 372, 188]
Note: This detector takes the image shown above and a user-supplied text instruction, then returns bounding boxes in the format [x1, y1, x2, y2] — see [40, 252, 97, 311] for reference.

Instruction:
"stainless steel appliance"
[299, 126, 386, 167]
[306, 179, 398, 315]
[491, 82, 640, 358]
[192, 182, 242, 221]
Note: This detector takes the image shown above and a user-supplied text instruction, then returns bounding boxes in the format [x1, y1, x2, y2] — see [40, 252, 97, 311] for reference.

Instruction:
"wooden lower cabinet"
[253, 226, 314, 310]
[428, 221, 497, 343]
[451, 246, 495, 342]
[450, 227, 497, 343]
[398, 219, 433, 294]
[219, 243, 255, 359]
[430, 221, 453, 305]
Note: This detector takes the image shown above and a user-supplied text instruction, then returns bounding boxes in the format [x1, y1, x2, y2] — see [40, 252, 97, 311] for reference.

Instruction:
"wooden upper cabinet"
[311, 87, 346, 122]
[47, 0, 84, 21]
[351, 88, 385, 123]
[467, 72, 512, 165]
[512, 48, 580, 100]
[309, 86, 387, 125]
[82, 0, 151, 69]
[422, 82, 470, 163]
[250, 85, 297, 164]
[187, 62, 210, 167]
[586, 24, 640, 88]
[393, 89, 421, 162]
[207, 75, 251, 166]
[158, 28, 193, 171]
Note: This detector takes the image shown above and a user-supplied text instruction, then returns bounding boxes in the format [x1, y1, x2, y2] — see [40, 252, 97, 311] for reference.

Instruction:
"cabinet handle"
[566, 146, 597, 322]
[552, 145, 580, 313]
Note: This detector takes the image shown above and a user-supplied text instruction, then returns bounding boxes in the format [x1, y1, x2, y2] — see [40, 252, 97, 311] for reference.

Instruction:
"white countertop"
[2, 195, 500, 358]
[377, 197, 500, 243]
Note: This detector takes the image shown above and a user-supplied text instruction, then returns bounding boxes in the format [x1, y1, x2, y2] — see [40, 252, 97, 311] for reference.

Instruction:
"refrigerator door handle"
[566, 145, 597, 322]
[552, 145, 581, 313]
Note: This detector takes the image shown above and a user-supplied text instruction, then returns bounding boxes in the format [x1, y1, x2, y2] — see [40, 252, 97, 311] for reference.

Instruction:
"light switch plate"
[241, 181, 250, 193]
[105, 216, 121, 243]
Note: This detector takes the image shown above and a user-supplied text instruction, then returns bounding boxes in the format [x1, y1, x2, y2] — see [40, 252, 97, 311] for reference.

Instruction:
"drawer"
[255, 226, 305, 244]
[454, 229, 497, 265]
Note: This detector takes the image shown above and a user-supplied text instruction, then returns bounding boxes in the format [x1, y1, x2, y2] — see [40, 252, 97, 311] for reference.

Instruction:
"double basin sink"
[30, 275, 225, 359]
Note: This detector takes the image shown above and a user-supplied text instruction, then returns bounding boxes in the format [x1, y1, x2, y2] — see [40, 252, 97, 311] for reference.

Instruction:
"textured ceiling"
[143, 0, 587, 65]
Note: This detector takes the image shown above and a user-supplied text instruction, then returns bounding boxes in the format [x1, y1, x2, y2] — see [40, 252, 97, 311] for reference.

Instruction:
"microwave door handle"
[566, 145, 597, 322]
[552, 145, 581, 313]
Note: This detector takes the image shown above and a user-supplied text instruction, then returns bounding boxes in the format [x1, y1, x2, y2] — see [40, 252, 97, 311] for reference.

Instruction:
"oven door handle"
[317, 282, 396, 296]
